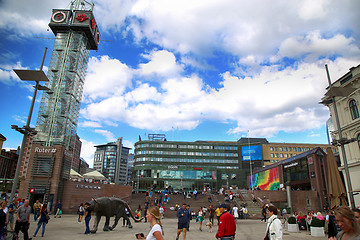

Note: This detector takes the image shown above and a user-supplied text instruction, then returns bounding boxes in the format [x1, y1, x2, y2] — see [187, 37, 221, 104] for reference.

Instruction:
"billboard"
[249, 167, 280, 190]
[241, 145, 262, 161]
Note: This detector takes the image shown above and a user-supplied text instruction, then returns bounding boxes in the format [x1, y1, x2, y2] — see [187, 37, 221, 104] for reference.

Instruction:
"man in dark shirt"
[14, 199, 32, 240]
[84, 202, 92, 234]
[176, 203, 189, 240]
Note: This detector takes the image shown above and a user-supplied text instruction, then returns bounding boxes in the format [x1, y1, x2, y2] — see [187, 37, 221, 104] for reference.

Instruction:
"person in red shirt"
[216, 203, 236, 240]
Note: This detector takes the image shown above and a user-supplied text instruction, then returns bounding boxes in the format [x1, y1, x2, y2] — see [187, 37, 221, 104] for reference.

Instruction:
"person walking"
[209, 204, 215, 224]
[78, 203, 85, 223]
[32, 200, 41, 222]
[13, 199, 32, 240]
[261, 205, 267, 222]
[232, 205, 239, 222]
[176, 203, 190, 240]
[329, 206, 360, 240]
[84, 202, 91, 234]
[216, 203, 236, 240]
[8, 199, 17, 232]
[33, 204, 49, 237]
[136, 206, 164, 240]
[196, 207, 205, 231]
[144, 202, 149, 223]
[0, 201, 7, 240]
[215, 206, 221, 225]
[264, 206, 283, 240]
[54, 201, 62, 218]
[186, 205, 192, 231]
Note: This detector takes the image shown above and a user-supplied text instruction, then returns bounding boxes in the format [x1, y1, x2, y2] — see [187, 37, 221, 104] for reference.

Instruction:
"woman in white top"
[137, 206, 164, 240]
[264, 206, 283, 240]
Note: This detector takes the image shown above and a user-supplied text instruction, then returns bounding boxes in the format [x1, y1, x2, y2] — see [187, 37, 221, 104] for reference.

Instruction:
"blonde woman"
[329, 206, 360, 240]
[137, 206, 164, 240]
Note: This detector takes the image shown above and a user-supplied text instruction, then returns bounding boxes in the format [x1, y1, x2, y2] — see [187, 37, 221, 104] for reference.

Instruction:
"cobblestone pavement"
[13, 215, 328, 240]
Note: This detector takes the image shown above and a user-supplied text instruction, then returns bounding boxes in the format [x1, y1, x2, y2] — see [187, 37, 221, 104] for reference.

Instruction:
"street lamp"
[226, 174, 229, 189]
[9, 48, 50, 202]
[323, 64, 357, 209]
[181, 174, 183, 190]
[137, 173, 140, 194]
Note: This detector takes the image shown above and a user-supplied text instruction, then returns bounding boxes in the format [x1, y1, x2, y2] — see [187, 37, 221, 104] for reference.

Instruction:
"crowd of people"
[0, 198, 54, 240]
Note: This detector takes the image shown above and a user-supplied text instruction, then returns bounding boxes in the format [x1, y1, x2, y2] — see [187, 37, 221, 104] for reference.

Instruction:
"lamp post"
[181, 174, 183, 190]
[9, 48, 50, 202]
[137, 173, 140, 194]
[226, 174, 229, 189]
[324, 64, 356, 209]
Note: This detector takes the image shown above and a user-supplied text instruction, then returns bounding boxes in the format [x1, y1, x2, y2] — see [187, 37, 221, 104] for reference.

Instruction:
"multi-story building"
[93, 137, 130, 185]
[321, 64, 360, 207]
[134, 135, 337, 191]
[134, 135, 264, 191]
[18, 0, 100, 209]
[263, 142, 337, 165]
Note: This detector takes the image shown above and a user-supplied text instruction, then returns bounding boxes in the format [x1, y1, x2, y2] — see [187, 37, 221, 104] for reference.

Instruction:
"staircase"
[236, 189, 262, 219]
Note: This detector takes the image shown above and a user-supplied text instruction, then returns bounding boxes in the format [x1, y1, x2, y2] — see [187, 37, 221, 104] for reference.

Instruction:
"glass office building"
[133, 135, 264, 191]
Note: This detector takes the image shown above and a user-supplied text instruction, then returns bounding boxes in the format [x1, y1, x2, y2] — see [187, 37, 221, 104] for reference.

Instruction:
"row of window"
[136, 150, 238, 157]
[135, 157, 238, 164]
[137, 143, 237, 150]
[270, 146, 311, 152]
[135, 163, 239, 169]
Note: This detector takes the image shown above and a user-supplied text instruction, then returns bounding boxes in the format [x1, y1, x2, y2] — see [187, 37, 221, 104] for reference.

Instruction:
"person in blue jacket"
[176, 203, 190, 240]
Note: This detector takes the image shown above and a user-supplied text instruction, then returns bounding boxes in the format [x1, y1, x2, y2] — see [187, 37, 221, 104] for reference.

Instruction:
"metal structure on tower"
[34, 0, 100, 150]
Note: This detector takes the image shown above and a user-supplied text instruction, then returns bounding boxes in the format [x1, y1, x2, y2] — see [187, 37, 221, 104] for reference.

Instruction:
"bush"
[311, 217, 325, 227]
[288, 216, 297, 224]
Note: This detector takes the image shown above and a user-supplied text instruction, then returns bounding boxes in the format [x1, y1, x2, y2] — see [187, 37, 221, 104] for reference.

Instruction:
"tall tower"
[18, 0, 100, 209]
[35, 0, 100, 149]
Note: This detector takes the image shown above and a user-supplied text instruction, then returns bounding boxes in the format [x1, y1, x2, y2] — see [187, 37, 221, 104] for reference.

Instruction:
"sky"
[0, 0, 359, 167]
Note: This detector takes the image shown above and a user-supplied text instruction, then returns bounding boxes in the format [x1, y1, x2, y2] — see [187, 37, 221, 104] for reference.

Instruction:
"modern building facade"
[263, 142, 337, 165]
[321, 64, 360, 207]
[18, 0, 100, 209]
[93, 137, 130, 185]
[134, 135, 337, 191]
[250, 147, 340, 211]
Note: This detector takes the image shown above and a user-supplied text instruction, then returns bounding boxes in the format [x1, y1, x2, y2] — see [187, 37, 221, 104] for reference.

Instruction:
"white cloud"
[138, 50, 183, 77]
[84, 56, 133, 101]
[82, 57, 358, 137]
[79, 121, 102, 128]
[278, 31, 360, 61]
[80, 139, 96, 168]
[94, 129, 116, 142]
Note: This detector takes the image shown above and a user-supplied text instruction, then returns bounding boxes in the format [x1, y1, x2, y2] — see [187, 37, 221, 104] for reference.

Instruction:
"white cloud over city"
[1, 0, 360, 165]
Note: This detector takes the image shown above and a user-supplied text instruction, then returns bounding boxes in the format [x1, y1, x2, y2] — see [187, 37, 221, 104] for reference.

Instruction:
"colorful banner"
[249, 167, 280, 190]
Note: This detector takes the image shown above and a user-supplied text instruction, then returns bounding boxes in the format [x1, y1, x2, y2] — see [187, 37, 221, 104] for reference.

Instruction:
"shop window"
[350, 99, 359, 120]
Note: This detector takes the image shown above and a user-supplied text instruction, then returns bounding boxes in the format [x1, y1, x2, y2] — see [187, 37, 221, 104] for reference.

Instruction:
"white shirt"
[146, 224, 162, 240]
[232, 207, 239, 218]
[265, 215, 283, 240]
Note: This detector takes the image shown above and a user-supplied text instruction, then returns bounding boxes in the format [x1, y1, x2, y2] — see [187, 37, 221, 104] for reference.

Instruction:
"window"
[298, 147, 301, 152]
[293, 147, 296, 151]
[275, 153, 279, 158]
[284, 147, 287, 151]
[350, 99, 359, 120]
[274, 147, 278, 151]
[270, 147, 273, 151]
[270, 153, 274, 158]
[358, 134, 360, 149]
[279, 147, 283, 151]
[280, 153, 283, 158]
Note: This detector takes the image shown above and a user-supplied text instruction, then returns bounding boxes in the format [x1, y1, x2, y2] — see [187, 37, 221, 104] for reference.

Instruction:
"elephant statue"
[87, 197, 142, 233]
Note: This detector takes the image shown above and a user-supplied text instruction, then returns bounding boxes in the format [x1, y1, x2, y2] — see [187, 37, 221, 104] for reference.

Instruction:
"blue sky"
[1, 0, 359, 167]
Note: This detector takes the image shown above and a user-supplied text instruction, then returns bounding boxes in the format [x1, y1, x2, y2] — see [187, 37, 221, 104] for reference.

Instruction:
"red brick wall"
[251, 190, 320, 213]
[62, 180, 133, 213]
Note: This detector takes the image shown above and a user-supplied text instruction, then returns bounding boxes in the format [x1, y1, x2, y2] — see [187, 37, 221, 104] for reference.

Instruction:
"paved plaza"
[16, 214, 328, 240]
